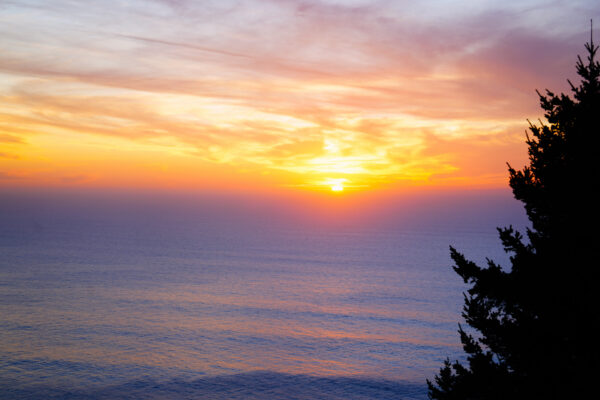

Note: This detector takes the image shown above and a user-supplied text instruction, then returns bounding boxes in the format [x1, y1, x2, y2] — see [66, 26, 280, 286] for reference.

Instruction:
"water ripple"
[1, 371, 428, 400]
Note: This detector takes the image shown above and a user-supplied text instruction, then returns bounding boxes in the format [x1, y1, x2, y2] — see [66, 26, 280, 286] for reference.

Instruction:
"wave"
[2, 371, 427, 400]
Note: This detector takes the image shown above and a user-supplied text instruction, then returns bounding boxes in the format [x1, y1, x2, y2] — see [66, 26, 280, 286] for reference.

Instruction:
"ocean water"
[0, 192, 524, 399]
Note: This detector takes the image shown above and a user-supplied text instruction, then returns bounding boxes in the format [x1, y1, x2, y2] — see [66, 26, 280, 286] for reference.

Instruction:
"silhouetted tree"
[428, 34, 600, 400]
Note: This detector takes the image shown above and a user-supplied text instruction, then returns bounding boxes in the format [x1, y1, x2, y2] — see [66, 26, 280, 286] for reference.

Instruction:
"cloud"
[0, 133, 26, 144]
[0, 0, 598, 190]
[0, 152, 20, 159]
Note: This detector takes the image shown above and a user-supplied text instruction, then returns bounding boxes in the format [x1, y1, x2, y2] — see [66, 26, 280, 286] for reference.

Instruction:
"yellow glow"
[321, 178, 347, 192]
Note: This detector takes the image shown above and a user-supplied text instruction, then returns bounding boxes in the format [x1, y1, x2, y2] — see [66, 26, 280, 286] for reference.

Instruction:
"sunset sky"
[1, 0, 598, 195]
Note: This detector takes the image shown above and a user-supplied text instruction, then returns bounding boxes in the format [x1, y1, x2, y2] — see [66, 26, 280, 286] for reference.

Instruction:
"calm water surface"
[0, 200, 516, 399]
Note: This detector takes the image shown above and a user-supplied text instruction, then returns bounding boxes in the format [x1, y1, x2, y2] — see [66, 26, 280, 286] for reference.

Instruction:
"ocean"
[0, 190, 525, 399]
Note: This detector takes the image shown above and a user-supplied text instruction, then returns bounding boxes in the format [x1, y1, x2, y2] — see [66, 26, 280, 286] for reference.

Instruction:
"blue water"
[0, 192, 523, 399]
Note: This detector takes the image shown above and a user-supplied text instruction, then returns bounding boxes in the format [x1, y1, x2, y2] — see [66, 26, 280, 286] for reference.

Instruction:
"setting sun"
[322, 178, 347, 192]
[331, 183, 344, 192]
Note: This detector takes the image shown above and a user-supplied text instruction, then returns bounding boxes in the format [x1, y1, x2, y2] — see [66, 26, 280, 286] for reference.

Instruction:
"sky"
[1, 0, 598, 197]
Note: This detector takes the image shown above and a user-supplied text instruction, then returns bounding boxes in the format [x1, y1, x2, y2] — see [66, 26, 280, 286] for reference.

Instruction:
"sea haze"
[0, 188, 527, 399]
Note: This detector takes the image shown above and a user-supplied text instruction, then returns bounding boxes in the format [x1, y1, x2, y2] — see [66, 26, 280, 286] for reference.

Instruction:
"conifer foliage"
[427, 35, 600, 399]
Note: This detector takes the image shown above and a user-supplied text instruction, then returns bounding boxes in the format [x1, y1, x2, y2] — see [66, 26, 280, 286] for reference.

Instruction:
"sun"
[323, 178, 347, 192]
[331, 182, 344, 192]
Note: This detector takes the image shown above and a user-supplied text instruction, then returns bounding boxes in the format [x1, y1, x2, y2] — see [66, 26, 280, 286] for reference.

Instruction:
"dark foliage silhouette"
[428, 34, 600, 399]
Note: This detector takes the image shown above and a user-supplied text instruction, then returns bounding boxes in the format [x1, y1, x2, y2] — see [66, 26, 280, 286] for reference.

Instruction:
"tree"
[427, 33, 600, 399]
